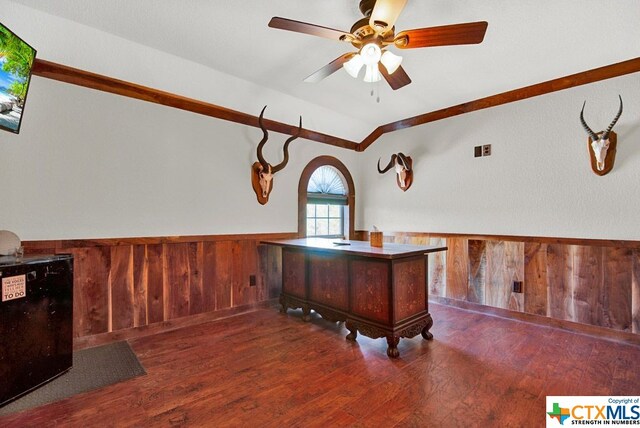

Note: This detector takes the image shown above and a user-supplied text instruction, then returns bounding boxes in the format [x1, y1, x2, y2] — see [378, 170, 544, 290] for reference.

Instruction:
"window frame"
[298, 156, 355, 240]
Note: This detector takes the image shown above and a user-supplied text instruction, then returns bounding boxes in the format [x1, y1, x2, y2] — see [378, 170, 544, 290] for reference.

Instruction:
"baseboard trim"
[430, 296, 640, 347]
[73, 299, 279, 350]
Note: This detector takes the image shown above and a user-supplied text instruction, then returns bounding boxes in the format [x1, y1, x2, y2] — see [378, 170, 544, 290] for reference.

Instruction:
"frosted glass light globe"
[360, 43, 382, 66]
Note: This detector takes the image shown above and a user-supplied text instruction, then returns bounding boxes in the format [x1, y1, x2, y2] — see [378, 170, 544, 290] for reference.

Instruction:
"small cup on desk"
[369, 231, 383, 248]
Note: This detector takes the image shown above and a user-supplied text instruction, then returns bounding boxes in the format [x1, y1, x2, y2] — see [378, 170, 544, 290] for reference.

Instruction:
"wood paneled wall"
[23, 231, 640, 342]
[385, 232, 640, 335]
[23, 234, 290, 339]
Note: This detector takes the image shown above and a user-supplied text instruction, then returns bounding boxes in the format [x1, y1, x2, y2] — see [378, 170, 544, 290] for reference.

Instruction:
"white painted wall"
[0, 2, 360, 240]
[357, 73, 640, 240]
[2, 1, 640, 241]
[0, 77, 358, 240]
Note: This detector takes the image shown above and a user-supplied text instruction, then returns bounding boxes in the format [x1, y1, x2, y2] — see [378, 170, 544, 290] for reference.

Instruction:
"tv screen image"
[0, 21, 36, 134]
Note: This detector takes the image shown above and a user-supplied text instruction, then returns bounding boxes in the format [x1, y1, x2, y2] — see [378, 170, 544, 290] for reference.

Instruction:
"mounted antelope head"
[251, 106, 302, 204]
[580, 95, 623, 176]
[378, 152, 413, 191]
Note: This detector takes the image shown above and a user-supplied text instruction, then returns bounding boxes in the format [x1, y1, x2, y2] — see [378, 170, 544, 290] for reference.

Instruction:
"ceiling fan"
[268, 0, 488, 90]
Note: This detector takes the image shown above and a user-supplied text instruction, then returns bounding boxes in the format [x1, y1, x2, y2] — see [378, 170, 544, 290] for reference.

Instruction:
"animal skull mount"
[378, 152, 413, 191]
[580, 95, 623, 176]
[251, 106, 302, 204]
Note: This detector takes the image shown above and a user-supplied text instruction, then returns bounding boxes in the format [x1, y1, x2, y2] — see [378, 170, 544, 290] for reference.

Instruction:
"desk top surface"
[261, 238, 447, 260]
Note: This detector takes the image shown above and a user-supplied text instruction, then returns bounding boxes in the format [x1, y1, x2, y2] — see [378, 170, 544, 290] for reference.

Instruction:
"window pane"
[316, 204, 328, 217]
[316, 219, 329, 236]
[307, 219, 316, 236]
[306, 204, 315, 217]
[329, 218, 342, 236]
[329, 205, 341, 217]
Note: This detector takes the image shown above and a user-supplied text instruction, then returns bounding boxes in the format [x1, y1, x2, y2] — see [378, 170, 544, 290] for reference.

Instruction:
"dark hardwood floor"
[2, 303, 639, 427]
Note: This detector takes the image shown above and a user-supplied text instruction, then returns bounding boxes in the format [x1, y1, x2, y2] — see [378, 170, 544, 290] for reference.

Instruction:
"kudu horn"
[257, 105, 302, 173]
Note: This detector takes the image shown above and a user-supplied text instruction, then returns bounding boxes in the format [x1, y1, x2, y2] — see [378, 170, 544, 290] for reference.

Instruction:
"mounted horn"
[580, 95, 623, 176]
[271, 116, 302, 173]
[377, 152, 413, 191]
[377, 154, 398, 174]
[397, 152, 412, 172]
[251, 106, 303, 204]
[602, 95, 623, 140]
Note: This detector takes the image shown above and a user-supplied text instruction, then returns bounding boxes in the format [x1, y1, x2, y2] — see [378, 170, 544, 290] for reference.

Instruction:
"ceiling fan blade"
[269, 17, 351, 41]
[370, 0, 408, 34]
[304, 53, 355, 83]
[394, 21, 488, 49]
[378, 63, 411, 90]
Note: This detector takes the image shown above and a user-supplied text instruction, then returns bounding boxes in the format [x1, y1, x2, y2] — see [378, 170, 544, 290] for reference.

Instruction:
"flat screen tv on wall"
[0, 21, 36, 134]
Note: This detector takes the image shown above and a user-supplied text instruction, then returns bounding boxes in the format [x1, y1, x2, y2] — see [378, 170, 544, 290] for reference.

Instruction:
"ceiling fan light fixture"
[343, 54, 364, 78]
[363, 64, 382, 83]
[360, 43, 382, 66]
[380, 50, 402, 74]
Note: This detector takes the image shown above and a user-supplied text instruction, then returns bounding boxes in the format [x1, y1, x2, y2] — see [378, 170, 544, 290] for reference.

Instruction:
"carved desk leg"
[279, 295, 288, 314]
[345, 321, 358, 341]
[386, 335, 400, 358]
[302, 304, 311, 322]
[421, 313, 434, 340]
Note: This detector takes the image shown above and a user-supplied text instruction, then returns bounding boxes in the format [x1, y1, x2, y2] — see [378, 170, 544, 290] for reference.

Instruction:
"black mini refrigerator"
[0, 254, 73, 406]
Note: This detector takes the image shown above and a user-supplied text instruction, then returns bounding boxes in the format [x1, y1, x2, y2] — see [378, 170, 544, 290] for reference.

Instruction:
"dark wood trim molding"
[430, 297, 640, 347]
[23, 232, 298, 250]
[33, 56, 640, 153]
[357, 56, 640, 151]
[298, 156, 356, 240]
[32, 59, 359, 150]
[378, 230, 640, 248]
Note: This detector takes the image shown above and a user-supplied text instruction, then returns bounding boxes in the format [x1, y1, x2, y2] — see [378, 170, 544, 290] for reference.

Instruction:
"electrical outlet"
[482, 144, 492, 156]
[249, 275, 256, 287]
[513, 281, 523, 293]
[474, 146, 482, 157]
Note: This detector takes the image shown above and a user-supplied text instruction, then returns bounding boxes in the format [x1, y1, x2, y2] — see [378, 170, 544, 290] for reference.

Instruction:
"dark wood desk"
[261, 238, 447, 358]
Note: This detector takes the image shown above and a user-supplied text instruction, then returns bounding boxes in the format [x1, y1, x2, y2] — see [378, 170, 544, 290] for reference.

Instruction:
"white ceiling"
[11, 0, 640, 130]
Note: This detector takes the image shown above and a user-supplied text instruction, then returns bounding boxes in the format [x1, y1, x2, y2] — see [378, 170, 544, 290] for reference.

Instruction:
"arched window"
[298, 156, 355, 239]
[306, 166, 347, 237]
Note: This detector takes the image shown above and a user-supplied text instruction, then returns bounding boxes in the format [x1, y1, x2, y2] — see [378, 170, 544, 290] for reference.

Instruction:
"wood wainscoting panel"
[523, 243, 548, 316]
[546, 244, 572, 322]
[213, 241, 234, 310]
[484, 241, 524, 312]
[188, 242, 205, 316]
[201, 241, 218, 313]
[445, 237, 468, 300]
[145, 244, 165, 324]
[262, 245, 282, 299]
[601, 247, 633, 331]
[109, 245, 134, 331]
[23, 233, 292, 342]
[468, 240, 486, 304]
[571, 245, 603, 326]
[427, 237, 447, 297]
[71, 246, 111, 337]
[163, 243, 192, 320]
[132, 245, 149, 327]
[633, 249, 640, 333]
[381, 231, 640, 339]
